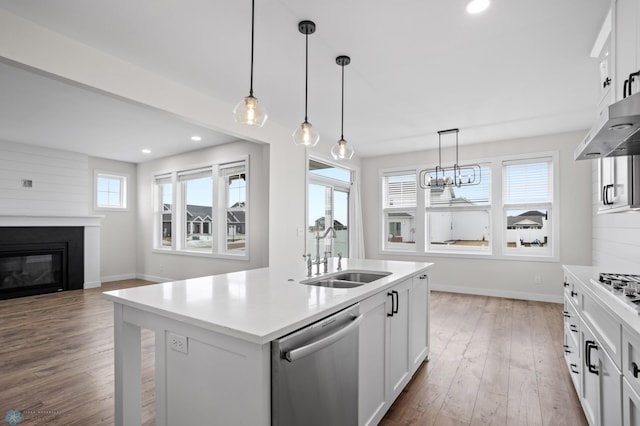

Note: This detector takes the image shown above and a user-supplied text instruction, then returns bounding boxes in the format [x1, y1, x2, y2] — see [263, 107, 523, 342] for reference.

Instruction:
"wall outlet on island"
[168, 332, 188, 354]
[534, 275, 541, 285]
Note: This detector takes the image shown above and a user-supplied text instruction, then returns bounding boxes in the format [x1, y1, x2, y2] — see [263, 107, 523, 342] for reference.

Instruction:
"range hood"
[575, 91, 640, 160]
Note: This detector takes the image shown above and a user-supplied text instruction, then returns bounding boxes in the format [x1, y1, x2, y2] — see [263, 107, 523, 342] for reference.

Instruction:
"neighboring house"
[162, 204, 245, 238]
[311, 217, 347, 232]
[506, 210, 548, 246]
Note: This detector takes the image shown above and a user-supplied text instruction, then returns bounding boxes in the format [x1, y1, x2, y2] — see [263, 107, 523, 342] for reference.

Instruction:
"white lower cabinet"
[359, 273, 430, 426]
[624, 378, 640, 426]
[581, 320, 622, 426]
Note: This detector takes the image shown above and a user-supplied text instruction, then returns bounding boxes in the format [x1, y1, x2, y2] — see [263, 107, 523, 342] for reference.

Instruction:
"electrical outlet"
[21, 179, 32, 188]
[534, 275, 541, 285]
[168, 332, 188, 354]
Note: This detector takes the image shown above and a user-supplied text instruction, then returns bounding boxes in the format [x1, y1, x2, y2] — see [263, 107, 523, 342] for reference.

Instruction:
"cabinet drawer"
[564, 297, 580, 349]
[563, 273, 581, 309]
[623, 378, 640, 426]
[623, 327, 640, 398]
[581, 290, 622, 369]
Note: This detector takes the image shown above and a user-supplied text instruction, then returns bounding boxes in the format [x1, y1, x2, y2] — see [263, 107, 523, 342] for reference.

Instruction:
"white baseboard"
[136, 273, 171, 283]
[83, 280, 102, 289]
[101, 273, 137, 283]
[430, 283, 563, 304]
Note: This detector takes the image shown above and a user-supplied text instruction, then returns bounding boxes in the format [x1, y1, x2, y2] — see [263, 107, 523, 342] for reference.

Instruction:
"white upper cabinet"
[613, 0, 640, 101]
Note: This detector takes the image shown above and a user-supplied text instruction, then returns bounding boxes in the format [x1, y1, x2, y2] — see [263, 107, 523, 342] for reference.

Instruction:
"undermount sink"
[300, 271, 391, 289]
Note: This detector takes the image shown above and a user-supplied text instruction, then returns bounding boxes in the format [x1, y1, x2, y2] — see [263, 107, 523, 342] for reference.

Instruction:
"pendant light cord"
[304, 32, 309, 122]
[340, 62, 345, 139]
[249, 0, 255, 97]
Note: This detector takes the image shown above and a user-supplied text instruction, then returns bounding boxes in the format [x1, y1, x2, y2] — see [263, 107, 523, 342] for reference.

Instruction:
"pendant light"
[331, 55, 354, 160]
[292, 21, 320, 147]
[233, 0, 267, 127]
[418, 128, 482, 189]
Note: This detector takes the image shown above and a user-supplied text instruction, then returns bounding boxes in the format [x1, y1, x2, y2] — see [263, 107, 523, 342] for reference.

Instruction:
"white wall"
[88, 157, 137, 282]
[361, 131, 592, 302]
[591, 162, 640, 271]
[136, 140, 269, 282]
[0, 140, 88, 215]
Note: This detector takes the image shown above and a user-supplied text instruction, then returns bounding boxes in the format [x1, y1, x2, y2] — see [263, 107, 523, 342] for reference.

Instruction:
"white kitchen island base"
[105, 259, 432, 425]
[113, 303, 270, 426]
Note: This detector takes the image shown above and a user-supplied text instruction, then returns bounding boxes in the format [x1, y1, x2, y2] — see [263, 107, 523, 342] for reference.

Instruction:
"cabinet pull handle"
[387, 292, 394, 317]
[563, 282, 570, 288]
[633, 362, 639, 378]
[392, 290, 399, 314]
[570, 324, 578, 333]
[419, 274, 428, 280]
[603, 77, 611, 88]
[563, 311, 571, 318]
[563, 344, 572, 354]
[570, 363, 579, 374]
[603, 184, 614, 206]
[585, 340, 599, 375]
[571, 290, 578, 298]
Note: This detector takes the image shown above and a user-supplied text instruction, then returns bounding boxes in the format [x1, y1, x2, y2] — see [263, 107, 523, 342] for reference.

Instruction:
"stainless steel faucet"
[315, 227, 336, 275]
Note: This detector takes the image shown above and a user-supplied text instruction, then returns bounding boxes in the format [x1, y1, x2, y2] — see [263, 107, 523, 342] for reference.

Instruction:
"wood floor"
[0, 280, 587, 425]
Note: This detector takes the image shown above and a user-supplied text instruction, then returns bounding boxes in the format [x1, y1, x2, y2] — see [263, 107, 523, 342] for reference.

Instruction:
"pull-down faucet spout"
[315, 226, 336, 274]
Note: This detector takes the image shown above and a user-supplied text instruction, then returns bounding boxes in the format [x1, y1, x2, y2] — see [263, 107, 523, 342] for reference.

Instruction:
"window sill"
[152, 248, 249, 261]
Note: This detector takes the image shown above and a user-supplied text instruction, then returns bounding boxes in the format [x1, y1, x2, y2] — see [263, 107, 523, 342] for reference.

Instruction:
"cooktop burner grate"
[593, 272, 640, 313]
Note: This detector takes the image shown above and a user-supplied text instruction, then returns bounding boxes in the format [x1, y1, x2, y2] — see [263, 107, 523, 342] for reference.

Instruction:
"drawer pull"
[570, 363, 579, 374]
[570, 324, 578, 333]
[585, 340, 599, 375]
[563, 344, 572, 354]
[563, 282, 569, 288]
[633, 362, 639, 378]
[571, 290, 578, 297]
[563, 311, 571, 318]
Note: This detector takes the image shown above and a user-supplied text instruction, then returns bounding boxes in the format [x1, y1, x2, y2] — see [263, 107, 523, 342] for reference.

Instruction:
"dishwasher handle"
[284, 314, 364, 362]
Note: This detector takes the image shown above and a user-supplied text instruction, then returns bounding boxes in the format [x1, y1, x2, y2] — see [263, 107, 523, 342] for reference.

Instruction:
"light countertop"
[103, 258, 433, 345]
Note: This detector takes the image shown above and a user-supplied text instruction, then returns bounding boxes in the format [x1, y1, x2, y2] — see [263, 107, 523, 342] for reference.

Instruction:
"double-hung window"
[425, 165, 491, 254]
[153, 157, 249, 259]
[502, 157, 553, 257]
[382, 171, 417, 251]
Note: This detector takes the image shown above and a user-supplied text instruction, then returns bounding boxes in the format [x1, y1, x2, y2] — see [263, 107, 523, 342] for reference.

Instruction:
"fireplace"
[0, 227, 84, 299]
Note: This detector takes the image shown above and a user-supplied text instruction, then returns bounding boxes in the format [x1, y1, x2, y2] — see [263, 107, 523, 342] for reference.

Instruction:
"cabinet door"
[410, 273, 429, 373]
[599, 345, 622, 426]
[358, 291, 389, 426]
[624, 378, 640, 426]
[581, 322, 599, 426]
[614, 0, 639, 101]
[388, 279, 411, 401]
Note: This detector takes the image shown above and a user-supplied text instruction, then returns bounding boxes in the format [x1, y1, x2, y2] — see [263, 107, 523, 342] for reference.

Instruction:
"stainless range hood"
[575, 92, 640, 160]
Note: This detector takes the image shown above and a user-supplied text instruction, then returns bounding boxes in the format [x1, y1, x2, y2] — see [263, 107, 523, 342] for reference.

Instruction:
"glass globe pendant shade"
[292, 121, 320, 147]
[331, 138, 354, 160]
[233, 95, 267, 127]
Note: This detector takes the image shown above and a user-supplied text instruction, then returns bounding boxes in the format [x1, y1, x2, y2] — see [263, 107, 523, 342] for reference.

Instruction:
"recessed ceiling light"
[142, 149, 151, 154]
[467, 0, 490, 14]
[191, 135, 202, 141]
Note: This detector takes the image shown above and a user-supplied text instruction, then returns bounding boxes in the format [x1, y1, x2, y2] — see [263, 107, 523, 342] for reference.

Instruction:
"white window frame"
[381, 170, 419, 252]
[94, 171, 128, 211]
[379, 151, 559, 262]
[152, 156, 249, 260]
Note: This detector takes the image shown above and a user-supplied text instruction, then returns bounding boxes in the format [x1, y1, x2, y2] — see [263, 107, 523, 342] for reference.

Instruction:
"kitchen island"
[103, 258, 433, 425]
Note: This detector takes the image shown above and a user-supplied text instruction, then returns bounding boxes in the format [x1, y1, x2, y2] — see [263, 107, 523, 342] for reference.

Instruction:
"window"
[382, 172, 416, 251]
[308, 159, 351, 259]
[503, 158, 553, 257]
[380, 152, 557, 260]
[426, 165, 491, 253]
[179, 168, 213, 251]
[222, 162, 247, 253]
[153, 158, 249, 258]
[95, 172, 127, 210]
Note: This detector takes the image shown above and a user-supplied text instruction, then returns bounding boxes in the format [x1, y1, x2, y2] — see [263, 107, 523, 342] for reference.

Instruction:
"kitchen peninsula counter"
[103, 258, 433, 425]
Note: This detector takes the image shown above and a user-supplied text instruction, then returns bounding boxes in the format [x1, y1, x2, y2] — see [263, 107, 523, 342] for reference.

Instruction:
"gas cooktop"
[591, 273, 640, 314]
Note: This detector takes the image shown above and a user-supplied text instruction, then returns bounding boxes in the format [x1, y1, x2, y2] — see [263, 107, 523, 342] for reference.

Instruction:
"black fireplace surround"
[0, 227, 84, 300]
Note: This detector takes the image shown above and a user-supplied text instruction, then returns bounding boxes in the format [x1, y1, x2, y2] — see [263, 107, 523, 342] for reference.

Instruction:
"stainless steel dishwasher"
[271, 303, 362, 426]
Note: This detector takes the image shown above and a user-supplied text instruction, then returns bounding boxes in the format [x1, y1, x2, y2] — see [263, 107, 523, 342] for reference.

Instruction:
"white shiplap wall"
[0, 141, 88, 216]
[591, 161, 640, 271]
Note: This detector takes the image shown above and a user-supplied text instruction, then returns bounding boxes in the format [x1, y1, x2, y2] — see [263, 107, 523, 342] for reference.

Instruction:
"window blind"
[220, 161, 246, 177]
[384, 173, 416, 208]
[178, 167, 212, 181]
[503, 158, 552, 204]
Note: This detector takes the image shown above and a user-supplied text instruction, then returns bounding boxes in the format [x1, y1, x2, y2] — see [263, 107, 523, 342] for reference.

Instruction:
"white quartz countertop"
[563, 264, 640, 332]
[103, 258, 433, 345]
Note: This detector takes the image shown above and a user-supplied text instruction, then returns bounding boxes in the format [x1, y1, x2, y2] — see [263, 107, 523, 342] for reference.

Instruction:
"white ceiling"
[0, 0, 611, 163]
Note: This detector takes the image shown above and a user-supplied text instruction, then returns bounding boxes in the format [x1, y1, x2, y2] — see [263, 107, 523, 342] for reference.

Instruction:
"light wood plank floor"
[0, 280, 587, 425]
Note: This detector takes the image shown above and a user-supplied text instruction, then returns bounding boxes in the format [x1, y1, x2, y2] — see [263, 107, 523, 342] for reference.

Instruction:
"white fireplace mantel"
[0, 214, 103, 289]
